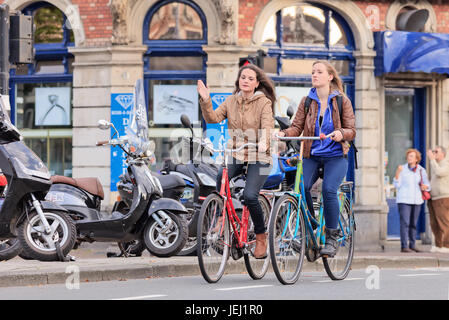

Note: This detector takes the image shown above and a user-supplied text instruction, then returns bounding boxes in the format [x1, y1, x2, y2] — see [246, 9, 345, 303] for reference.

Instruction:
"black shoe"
[401, 248, 413, 253]
[320, 228, 339, 257]
[409, 247, 421, 253]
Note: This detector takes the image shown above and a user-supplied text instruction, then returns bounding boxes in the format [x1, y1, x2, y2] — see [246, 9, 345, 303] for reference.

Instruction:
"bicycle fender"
[148, 198, 189, 215]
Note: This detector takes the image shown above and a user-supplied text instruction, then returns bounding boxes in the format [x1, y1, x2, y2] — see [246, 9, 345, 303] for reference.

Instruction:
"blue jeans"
[303, 156, 348, 229]
[397, 203, 421, 249]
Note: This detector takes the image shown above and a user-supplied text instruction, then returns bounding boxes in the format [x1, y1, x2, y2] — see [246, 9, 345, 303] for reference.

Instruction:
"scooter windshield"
[0, 95, 21, 144]
[125, 79, 151, 156]
[3, 141, 50, 179]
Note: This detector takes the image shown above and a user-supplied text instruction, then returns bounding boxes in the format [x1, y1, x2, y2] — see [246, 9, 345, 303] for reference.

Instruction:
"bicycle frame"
[277, 133, 353, 253]
[218, 165, 251, 249]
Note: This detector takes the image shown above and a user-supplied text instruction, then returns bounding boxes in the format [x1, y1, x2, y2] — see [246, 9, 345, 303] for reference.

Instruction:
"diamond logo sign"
[115, 94, 133, 110]
[211, 94, 229, 106]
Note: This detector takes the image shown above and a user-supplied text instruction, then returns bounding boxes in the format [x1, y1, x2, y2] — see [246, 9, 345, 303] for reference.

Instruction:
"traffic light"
[239, 49, 266, 69]
[0, 4, 33, 95]
[9, 14, 33, 64]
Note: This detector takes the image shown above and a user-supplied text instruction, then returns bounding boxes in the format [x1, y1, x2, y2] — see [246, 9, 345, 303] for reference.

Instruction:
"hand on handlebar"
[272, 130, 285, 141]
[330, 130, 343, 142]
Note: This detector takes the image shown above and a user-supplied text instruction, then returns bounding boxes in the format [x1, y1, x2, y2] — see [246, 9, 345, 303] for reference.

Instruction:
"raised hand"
[197, 80, 210, 101]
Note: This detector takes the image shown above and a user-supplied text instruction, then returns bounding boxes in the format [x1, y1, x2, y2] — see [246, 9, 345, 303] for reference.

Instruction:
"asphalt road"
[1, 267, 449, 301]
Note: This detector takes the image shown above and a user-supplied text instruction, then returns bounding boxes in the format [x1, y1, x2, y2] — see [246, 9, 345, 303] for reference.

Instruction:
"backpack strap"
[336, 95, 359, 170]
[304, 96, 312, 115]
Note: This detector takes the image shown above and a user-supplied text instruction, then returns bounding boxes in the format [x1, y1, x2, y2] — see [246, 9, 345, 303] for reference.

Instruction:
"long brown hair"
[234, 64, 276, 114]
[312, 60, 345, 95]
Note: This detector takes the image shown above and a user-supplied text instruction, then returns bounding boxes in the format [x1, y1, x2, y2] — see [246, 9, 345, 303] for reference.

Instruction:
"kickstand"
[55, 241, 76, 262]
[107, 251, 124, 258]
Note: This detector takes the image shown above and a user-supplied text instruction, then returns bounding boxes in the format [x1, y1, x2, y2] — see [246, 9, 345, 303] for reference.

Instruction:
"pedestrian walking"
[394, 148, 430, 253]
[426, 146, 449, 253]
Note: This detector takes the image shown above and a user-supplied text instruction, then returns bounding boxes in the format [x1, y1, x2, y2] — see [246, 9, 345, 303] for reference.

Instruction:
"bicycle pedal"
[291, 238, 302, 253]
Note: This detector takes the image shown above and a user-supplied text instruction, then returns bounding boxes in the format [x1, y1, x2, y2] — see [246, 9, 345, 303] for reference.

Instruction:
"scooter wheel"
[143, 211, 187, 257]
[0, 238, 22, 261]
[18, 210, 76, 261]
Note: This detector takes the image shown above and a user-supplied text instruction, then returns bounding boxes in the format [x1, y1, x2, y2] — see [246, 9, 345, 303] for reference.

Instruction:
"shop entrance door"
[385, 88, 426, 239]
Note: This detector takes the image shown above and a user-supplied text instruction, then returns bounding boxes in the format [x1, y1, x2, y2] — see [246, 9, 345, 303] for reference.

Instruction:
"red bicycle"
[196, 142, 272, 283]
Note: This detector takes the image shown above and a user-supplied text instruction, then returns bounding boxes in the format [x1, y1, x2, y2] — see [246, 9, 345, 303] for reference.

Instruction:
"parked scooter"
[161, 115, 219, 256]
[104, 163, 186, 257]
[0, 94, 76, 261]
[45, 80, 189, 258]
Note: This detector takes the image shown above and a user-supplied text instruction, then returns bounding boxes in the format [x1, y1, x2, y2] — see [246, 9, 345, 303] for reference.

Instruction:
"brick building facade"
[1, 0, 449, 250]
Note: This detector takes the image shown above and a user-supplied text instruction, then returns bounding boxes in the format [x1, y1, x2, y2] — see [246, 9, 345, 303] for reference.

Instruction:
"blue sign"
[110, 93, 133, 191]
[205, 93, 231, 159]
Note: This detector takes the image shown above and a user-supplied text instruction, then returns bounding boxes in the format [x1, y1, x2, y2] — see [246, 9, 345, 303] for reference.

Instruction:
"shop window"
[10, 2, 74, 176]
[143, 0, 207, 168]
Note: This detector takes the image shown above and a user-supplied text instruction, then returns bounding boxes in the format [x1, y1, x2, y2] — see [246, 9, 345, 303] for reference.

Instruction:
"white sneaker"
[439, 247, 449, 253]
[431, 246, 440, 253]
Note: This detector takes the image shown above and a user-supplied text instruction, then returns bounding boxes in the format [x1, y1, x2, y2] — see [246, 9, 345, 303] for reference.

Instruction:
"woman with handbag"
[394, 148, 431, 252]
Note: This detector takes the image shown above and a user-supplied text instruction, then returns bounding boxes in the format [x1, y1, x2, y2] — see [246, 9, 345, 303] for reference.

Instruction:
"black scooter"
[45, 80, 189, 257]
[0, 94, 76, 261]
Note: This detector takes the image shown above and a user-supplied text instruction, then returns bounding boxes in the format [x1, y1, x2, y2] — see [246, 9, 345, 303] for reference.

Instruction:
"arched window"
[261, 3, 356, 182]
[261, 4, 355, 84]
[10, 1, 74, 176]
[143, 0, 207, 167]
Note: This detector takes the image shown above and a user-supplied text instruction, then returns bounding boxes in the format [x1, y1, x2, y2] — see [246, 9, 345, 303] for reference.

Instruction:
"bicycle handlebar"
[200, 141, 258, 154]
[275, 133, 334, 141]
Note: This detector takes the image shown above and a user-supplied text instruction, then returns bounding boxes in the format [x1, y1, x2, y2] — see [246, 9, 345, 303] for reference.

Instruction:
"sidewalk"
[0, 241, 448, 288]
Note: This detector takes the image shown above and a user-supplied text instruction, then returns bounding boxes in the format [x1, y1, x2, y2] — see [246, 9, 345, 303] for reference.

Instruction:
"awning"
[374, 31, 449, 76]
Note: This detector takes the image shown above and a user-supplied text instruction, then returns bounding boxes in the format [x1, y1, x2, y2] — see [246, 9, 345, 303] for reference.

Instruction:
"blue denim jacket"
[393, 164, 431, 205]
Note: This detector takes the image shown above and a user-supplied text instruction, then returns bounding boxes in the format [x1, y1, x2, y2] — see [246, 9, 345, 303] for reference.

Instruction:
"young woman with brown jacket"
[197, 64, 275, 259]
[276, 60, 356, 257]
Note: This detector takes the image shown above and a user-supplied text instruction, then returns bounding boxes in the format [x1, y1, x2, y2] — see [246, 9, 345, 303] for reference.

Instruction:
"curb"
[1, 255, 449, 288]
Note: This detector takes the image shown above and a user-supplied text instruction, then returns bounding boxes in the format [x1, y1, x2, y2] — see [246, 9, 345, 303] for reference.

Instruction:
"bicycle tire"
[244, 195, 271, 280]
[269, 194, 305, 285]
[323, 197, 355, 280]
[197, 193, 230, 283]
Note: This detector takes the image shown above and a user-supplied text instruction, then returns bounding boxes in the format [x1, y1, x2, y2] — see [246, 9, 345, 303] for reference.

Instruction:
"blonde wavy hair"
[312, 60, 345, 95]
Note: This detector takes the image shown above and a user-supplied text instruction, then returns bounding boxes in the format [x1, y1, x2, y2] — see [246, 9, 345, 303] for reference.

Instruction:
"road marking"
[398, 273, 441, 277]
[111, 294, 167, 300]
[313, 277, 364, 283]
[216, 285, 273, 291]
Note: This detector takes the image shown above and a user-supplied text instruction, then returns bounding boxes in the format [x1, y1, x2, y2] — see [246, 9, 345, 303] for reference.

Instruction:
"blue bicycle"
[269, 134, 356, 285]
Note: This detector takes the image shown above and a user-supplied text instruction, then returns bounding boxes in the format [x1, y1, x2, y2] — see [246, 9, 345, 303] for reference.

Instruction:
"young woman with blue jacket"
[394, 148, 430, 252]
[276, 60, 356, 257]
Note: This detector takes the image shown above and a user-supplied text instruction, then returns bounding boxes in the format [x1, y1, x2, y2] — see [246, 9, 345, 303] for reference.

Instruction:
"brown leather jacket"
[200, 91, 274, 164]
[281, 94, 356, 158]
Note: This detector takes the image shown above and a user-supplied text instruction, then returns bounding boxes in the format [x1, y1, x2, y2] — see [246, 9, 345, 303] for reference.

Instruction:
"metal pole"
[0, 4, 10, 95]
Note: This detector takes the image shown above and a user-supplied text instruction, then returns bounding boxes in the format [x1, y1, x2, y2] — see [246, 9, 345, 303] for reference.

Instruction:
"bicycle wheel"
[323, 197, 355, 280]
[244, 195, 271, 280]
[197, 193, 230, 283]
[269, 194, 305, 285]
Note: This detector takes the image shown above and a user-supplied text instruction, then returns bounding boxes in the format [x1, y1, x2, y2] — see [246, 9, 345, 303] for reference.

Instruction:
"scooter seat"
[153, 173, 186, 189]
[51, 175, 104, 200]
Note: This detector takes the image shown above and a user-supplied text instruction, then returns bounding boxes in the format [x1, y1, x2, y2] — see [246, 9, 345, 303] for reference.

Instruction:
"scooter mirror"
[180, 114, 192, 129]
[98, 120, 112, 130]
[286, 106, 295, 119]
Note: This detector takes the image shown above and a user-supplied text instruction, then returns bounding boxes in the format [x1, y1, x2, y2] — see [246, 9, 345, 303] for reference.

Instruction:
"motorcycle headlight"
[197, 172, 216, 187]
